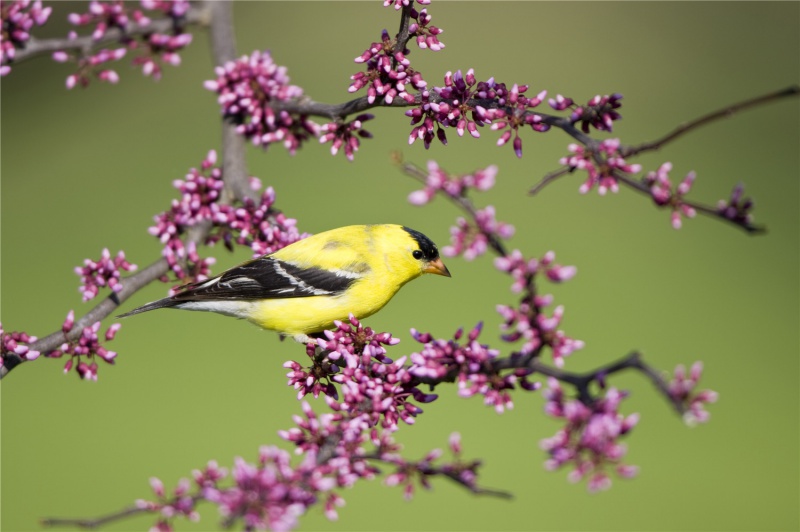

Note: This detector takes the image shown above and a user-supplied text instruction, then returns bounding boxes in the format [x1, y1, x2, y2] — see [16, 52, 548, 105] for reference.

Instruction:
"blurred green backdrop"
[2, 2, 798, 531]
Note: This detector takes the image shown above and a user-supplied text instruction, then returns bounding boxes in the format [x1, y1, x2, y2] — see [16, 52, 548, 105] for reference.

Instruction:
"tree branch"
[41, 504, 151, 530]
[1, 1, 246, 380]
[11, 6, 210, 64]
[622, 85, 800, 157]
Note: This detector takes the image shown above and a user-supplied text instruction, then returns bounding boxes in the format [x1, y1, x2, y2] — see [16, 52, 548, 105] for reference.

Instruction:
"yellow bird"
[118, 224, 451, 342]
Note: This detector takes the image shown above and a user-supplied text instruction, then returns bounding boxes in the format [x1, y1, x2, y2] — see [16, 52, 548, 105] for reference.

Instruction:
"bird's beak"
[424, 257, 451, 277]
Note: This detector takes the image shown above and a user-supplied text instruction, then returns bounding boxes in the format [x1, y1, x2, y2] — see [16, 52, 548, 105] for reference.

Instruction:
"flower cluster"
[495, 250, 583, 366]
[644, 162, 698, 229]
[318, 114, 374, 161]
[47, 310, 121, 380]
[349, 29, 427, 105]
[0, 0, 52, 76]
[287, 316, 438, 431]
[495, 249, 577, 293]
[408, 8, 444, 51]
[540, 379, 640, 492]
[149, 150, 303, 287]
[205, 50, 318, 154]
[206, 448, 331, 532]
[409, 323, 539, 413]
[716, 182, 755, 227]
[571, 93, 624, 133]
[407, 160, 496, 205]
[75, 248, 138, 302]
[383, 432, 483, 500]
[668, 362, 719, 426]
[560, 138, 642, 195]
[136, 477, 198, 532]
[221, 187, 304, 257]
[56, 0, 193, 87]
[486, 82, 549, 158]
[382, 0, 431, 12]
[407, 70, 548, 156]
[443, 206, 514, 261]
[0, 324, 40, 367]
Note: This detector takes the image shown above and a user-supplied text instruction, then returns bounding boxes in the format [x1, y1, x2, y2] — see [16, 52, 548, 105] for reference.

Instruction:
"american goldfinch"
[119, 224, 450, 342]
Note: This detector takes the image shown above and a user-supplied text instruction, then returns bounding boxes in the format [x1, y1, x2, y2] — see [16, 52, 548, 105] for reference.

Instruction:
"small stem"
[529, 167, 573, 195]
[42, 505, 150, 529]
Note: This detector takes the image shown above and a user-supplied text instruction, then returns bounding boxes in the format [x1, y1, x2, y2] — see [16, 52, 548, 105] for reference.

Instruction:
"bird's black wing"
[172, 257, 359, 301]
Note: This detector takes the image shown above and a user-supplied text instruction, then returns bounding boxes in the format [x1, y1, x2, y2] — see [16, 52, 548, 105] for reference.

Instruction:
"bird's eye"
[412, 250, 424, 260]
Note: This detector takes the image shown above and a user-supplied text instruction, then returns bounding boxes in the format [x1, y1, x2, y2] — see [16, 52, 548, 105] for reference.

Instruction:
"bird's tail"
[116, 297, 179, 318]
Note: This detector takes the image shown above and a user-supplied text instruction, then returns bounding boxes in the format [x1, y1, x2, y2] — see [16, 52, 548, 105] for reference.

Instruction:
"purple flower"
[75, 248, 138, 302]
[0, 0, 52, 76]
[716, 182, 755, 227]
[349, 29, 426, 105]
[571, 93, 623, 133]
[47, 311, 122, 380]
[202, 449, 322, 532]
[0, 324, 40, 366]
[668, 362, 718, 425]
[57, 0, 192, 86]
[409, 8, 444, 51]
[408, 161, 497, 205]
[644, 163, 698, 229]
[494, 250, 582, 365]
[488, 82, 548, 158]
[443, 206, 514, 261]
[149, 150, 303, 287]
[318, 114, 374, 161]
[541, 379, 639, 491]
[206, 51, 318, 154]
[560, 138, 641, 195]
[409, 324, 539, 413]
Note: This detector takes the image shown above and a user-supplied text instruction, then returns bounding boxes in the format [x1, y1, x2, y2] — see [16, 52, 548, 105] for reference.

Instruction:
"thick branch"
[205, 0, 251, 203]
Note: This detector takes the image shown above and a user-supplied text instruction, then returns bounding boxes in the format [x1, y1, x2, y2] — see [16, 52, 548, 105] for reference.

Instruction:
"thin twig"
[42, 505, 150, 530]
[613, 172, 766, 234]
[529, 166, 573, 195]
[622, 85, 800, 157]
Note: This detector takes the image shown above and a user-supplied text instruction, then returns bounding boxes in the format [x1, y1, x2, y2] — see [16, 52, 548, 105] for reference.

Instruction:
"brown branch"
[622, 85, 800, 157]
[12, 6, 210, 63]
[613, 171, 765, 234]
[1, 2, 245, 380]
[528, 166, 573, 195]
[41, 504, 151, 530]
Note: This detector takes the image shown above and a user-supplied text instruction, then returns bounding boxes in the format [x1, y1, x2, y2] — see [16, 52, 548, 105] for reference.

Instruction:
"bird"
[118, 224, 451, 342]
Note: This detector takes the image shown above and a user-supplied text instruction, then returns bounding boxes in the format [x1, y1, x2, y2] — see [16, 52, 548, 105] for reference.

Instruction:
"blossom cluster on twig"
[148, 150, 304, 291]
[55, 0, 193, 87]
[7, 0, 792, 529]
[128, 315, 504, 531]
[75, 248, 138, 302]
[0, 0, 52, 76]
[45, 310, 121, 379]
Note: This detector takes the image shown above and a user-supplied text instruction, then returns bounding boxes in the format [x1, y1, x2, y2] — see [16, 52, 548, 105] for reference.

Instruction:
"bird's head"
[393, 225, 451, 280]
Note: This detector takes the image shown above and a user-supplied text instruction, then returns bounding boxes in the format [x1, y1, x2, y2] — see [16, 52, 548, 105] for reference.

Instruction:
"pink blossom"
[668, 362, 718, 425]
[541, 380, 639, 491]
[75, 248, 138, 301]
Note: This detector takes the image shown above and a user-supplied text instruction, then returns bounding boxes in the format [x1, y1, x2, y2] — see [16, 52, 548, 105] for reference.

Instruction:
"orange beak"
[424, 257, 451, 277]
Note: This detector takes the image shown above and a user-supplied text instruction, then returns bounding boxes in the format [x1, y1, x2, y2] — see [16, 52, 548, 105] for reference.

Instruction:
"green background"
[2, 2, 798, 531]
